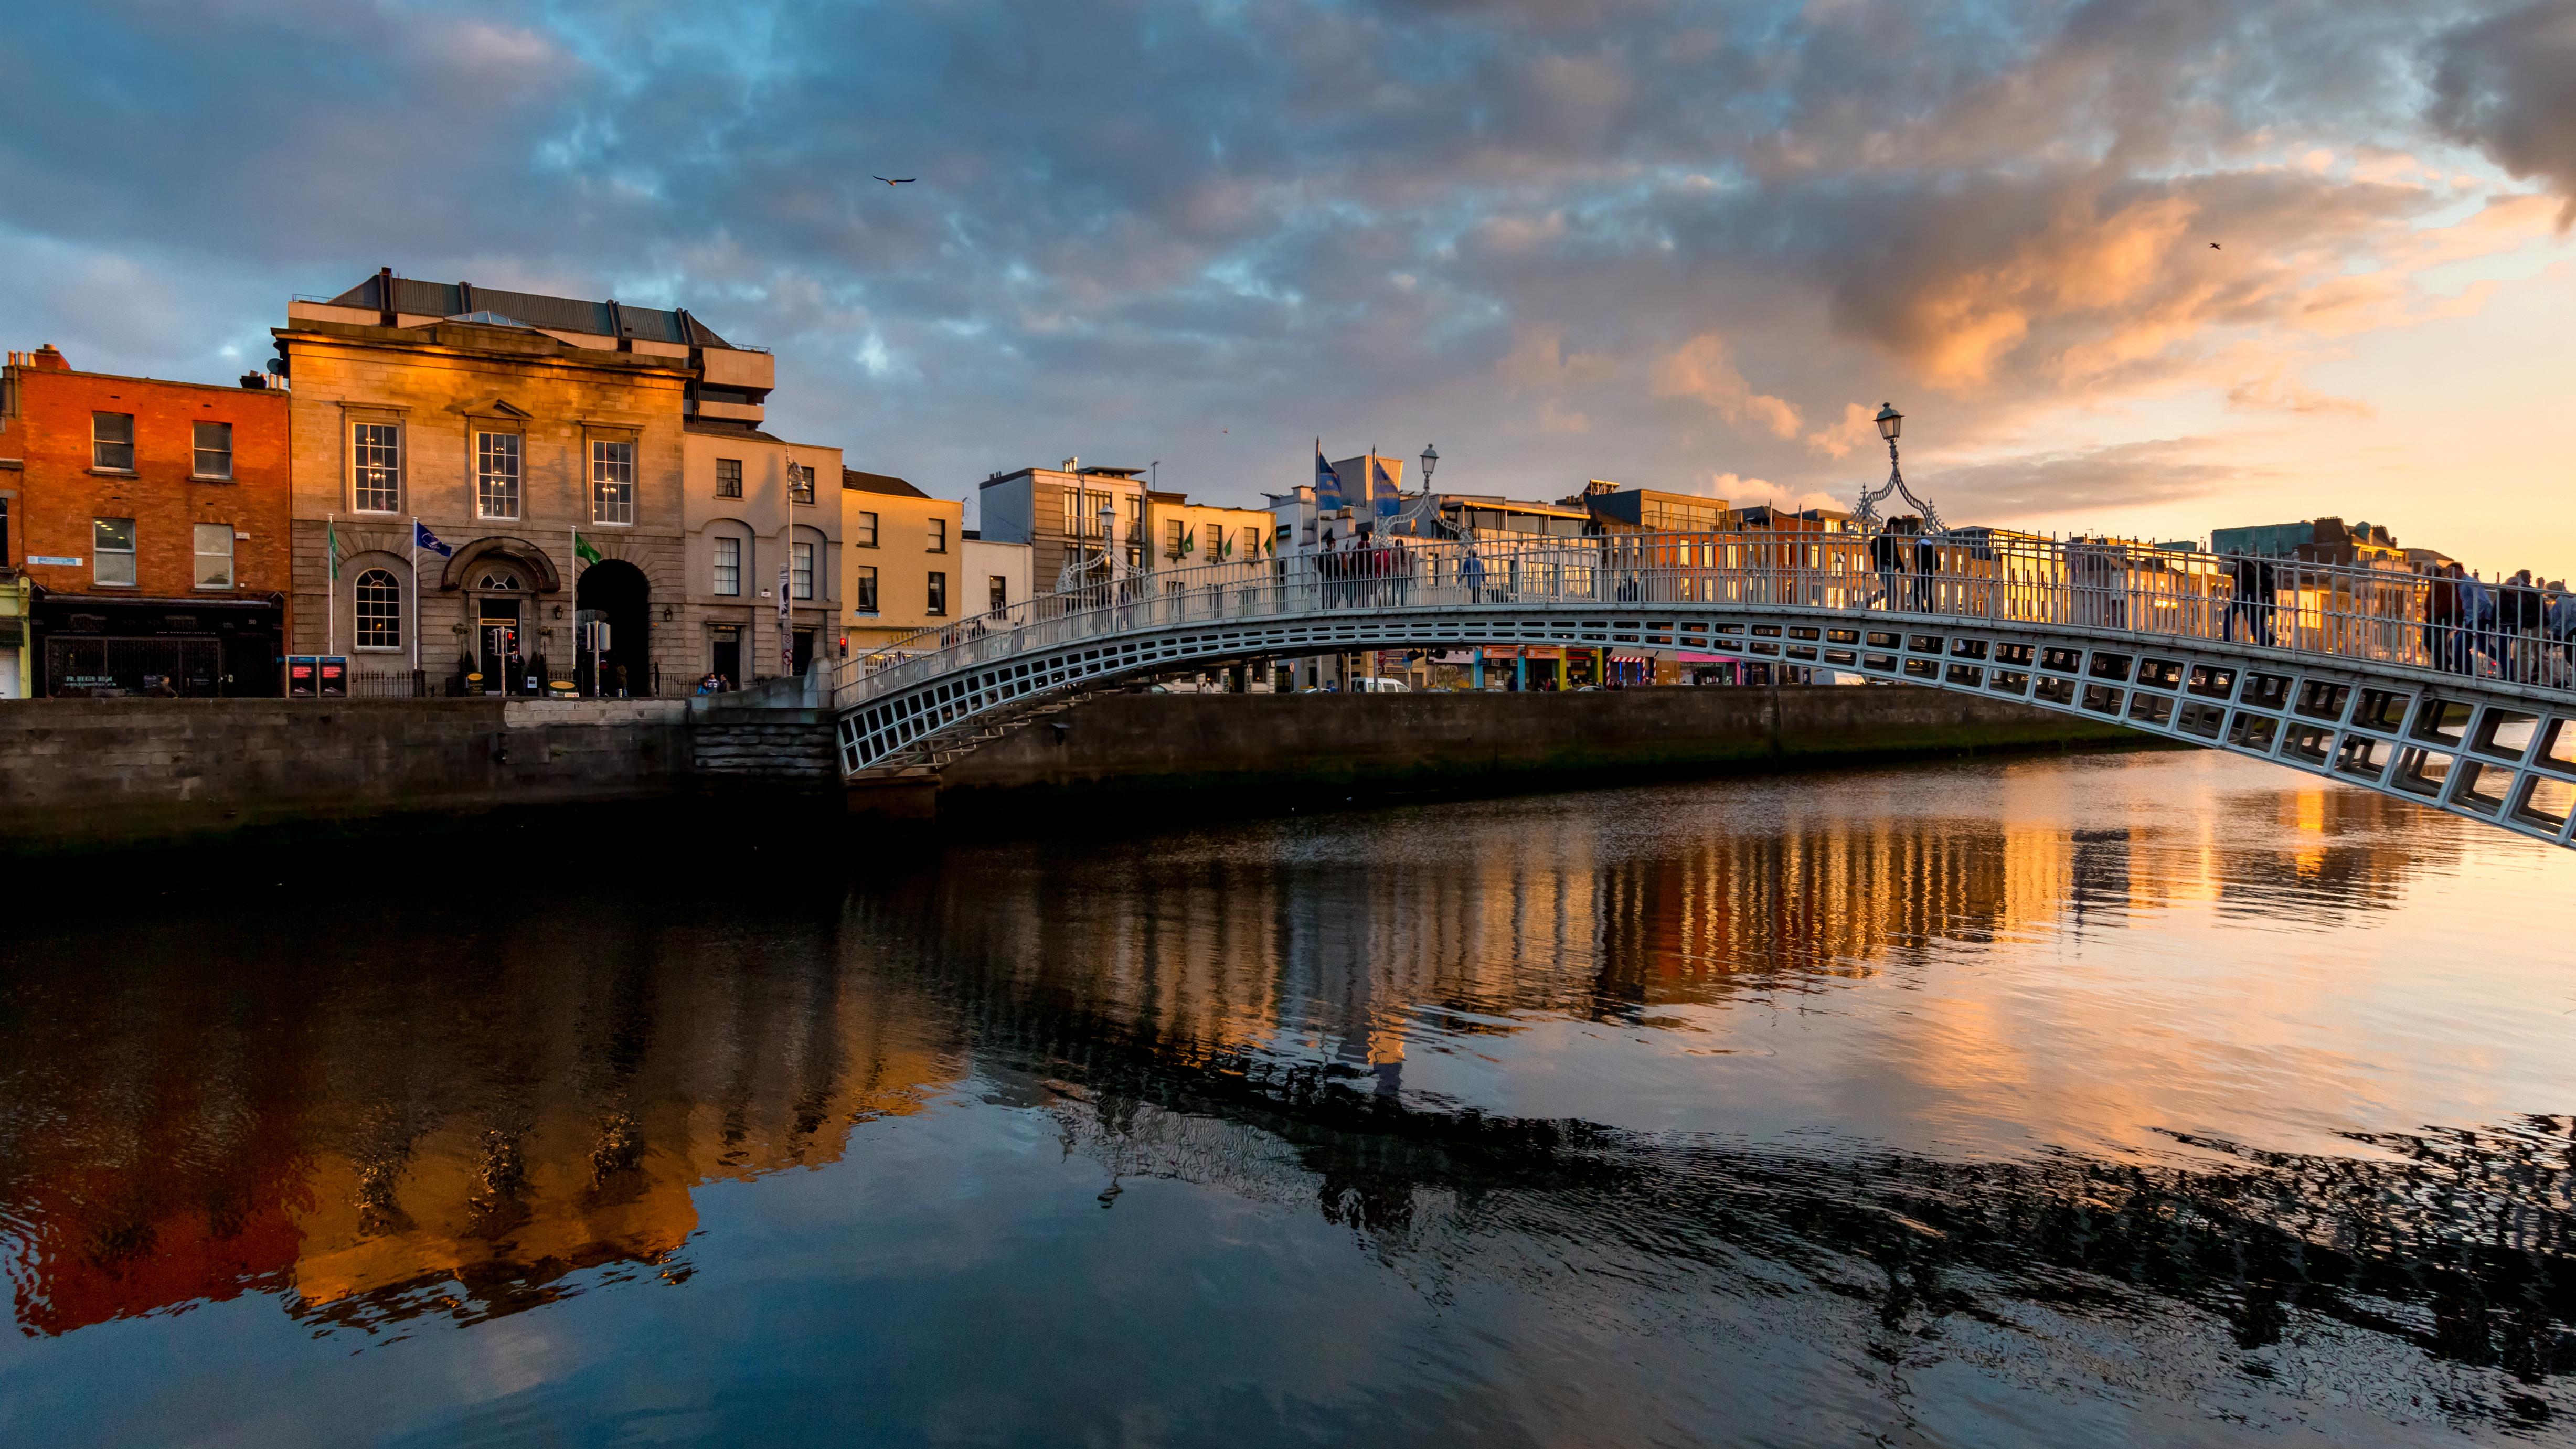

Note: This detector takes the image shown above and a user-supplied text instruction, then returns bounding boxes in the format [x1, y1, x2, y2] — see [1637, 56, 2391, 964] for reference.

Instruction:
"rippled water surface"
[5, 748, 2576, 1446]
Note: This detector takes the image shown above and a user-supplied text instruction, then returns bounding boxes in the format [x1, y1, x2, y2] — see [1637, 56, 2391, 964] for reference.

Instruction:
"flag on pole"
[413, 521, 453, 558]
[327, 518, 342, 580]
[1371, 456, 1401, 518]
[1315, 441, 1346, 513]
[573, 531, 603, 567]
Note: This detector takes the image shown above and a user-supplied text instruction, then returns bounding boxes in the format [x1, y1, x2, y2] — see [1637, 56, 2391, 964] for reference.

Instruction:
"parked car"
[1349, 676, 1410, 694]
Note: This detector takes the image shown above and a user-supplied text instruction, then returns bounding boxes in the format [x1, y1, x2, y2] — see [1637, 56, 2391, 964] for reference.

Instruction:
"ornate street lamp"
[1419, 443, 1438, 488]
[1854, 401, 1943, 534]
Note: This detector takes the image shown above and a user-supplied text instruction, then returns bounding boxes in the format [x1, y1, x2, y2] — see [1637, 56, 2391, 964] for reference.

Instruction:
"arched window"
[356, 569, 402, 649]
[476, 569, 523, 591]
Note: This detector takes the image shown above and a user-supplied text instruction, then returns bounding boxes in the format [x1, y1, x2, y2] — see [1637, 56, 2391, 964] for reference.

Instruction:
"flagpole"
[326, 510, 336, 658]
[571, 524, 582, 696]
[408, 515, 419, 679]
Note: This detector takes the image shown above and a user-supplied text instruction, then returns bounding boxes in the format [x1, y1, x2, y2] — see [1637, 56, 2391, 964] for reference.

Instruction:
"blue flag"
[1371, 456, 1401, 517]
[414, 521, 453, 557]
[1315, 442, 1346, 513]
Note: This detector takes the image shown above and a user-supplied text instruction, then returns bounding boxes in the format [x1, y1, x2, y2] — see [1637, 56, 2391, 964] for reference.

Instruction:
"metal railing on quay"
[828, 532, 2576, 709]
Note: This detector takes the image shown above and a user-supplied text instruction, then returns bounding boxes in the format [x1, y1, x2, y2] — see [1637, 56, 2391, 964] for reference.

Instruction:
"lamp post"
[1419, 443, 1438, 488]
[1853, 401, 1942, 535]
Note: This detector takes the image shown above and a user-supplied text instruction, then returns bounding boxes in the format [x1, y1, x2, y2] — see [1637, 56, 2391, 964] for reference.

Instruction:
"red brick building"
[0, 345, 291, 694]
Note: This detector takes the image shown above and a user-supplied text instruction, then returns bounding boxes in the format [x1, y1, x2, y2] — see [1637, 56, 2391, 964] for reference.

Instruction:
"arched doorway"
[467, 562, 536, 694]
[574, 559, 651, 696]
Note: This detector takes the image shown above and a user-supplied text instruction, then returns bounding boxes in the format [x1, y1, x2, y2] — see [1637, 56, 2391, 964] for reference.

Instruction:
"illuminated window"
[591, 440, 635, 524]
[476, 432, 521, 518]
[93, 518, 135, 586]
[352, 423, 400, 511]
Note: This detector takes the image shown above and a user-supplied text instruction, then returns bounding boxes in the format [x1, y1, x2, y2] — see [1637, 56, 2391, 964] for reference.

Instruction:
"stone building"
[0, 344, 291, 695]
[274, 271, 782, 694]
[680, 420, 841, 689]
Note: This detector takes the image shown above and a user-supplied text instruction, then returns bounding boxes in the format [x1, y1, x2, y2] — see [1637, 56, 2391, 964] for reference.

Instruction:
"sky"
[4, 0, 2573, 578]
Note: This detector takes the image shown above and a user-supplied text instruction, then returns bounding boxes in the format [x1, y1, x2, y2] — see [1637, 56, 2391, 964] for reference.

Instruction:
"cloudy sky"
[5, 0, 2573, 576]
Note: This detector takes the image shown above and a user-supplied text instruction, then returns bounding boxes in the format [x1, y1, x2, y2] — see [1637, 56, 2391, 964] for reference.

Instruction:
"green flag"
[574, 531, 603, 567]
[328, 520, 340, 580]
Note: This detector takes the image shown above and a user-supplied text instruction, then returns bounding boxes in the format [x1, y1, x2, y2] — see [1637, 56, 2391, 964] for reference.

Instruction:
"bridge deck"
[828, 535, 2576, 850]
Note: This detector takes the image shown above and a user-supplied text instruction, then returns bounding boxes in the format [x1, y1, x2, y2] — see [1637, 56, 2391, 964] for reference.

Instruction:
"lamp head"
[1420, 443, 1438, 483]
[1875, 403, 1902, 442]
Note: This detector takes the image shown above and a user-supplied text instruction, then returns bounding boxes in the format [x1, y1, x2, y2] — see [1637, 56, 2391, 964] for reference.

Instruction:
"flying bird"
[872, 176, 916, 186]
[2209, 242, 2221, 250]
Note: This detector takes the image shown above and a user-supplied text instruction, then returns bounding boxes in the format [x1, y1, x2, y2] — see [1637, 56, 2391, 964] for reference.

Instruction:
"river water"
[3, 748, 2574, 1446]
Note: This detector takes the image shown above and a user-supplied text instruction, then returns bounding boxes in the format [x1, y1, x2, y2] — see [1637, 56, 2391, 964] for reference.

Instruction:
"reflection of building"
[682, 422, 840, 688]
[1, 917, 966, 1337]
[0, 344, 290, 695]
[276, 272, 775, 694]
[843, 468, 965, 652]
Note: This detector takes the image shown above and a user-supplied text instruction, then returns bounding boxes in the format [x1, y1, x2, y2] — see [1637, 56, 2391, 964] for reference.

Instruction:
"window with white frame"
[192, 422, 233, 480]
[928, 517, 947, 553]
[194, 523, 234, 589]
[355, 568, 401, 649]
[352, 422, 400, 511]
[792, 540, 814, 600]
[93, 518, 135, 586]
[92, 413, 134, 471]
[927, 570, 947, 616]
[591, 439, 636, 524]
[987, 574, 1007, 612]
[714, 536, 741, 596]
[853, 510, 878, 547]
[476, 432, 521, 518]
[715, 458, 742, 498]
[789, 464, 815, 505]
[853, 564, 878, 613]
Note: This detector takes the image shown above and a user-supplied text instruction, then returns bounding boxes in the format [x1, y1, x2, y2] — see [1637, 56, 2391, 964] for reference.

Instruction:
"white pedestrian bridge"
[830, 533, 2576, 851]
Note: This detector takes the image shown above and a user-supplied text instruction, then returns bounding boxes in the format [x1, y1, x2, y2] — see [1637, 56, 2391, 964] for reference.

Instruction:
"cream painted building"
[1148, 491, 1274, 569]
[680, 421, 839, 687]
[843, 468, 966, 653]
[276, 271, 785, 694]
[961, 531, 1032, 620]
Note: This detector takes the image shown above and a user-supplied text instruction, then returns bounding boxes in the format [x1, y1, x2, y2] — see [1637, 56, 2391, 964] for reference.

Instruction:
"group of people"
[2422, 565, 2575, 684]
[1317, 526, 1418, 608]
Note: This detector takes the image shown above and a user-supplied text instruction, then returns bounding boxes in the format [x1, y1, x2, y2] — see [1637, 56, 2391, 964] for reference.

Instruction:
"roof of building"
[323, 273, 738, 349]
[843, 468, 929, 498]
[682, 420, 785, 443]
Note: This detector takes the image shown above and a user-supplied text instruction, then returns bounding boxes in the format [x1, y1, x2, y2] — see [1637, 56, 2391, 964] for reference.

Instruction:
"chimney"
[376, 266, 397, 327]
[31, 344, 69, 371]
[1061, 457, 1079, 472]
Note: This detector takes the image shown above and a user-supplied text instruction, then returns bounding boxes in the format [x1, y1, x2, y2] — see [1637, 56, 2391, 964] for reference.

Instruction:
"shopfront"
[30, 589, 284, 696]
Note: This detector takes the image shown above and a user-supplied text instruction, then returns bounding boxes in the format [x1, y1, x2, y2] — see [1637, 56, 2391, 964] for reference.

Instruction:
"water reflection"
[2, 749, 2571, 1443]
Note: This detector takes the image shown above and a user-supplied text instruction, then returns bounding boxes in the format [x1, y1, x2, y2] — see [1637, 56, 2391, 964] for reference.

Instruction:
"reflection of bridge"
[831, 534, 2576, 850]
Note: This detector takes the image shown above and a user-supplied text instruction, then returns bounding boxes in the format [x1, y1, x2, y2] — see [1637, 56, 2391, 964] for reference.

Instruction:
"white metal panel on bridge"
[829, 536, 2576, 851]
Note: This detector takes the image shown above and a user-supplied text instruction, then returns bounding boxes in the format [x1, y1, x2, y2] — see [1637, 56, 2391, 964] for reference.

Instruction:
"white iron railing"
[832, 532, 2576, 709]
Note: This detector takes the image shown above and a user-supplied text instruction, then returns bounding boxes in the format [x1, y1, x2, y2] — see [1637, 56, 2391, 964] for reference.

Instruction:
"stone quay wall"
[932, 686, 2142, 810]
[0, 698, 696, 854]
[0, 686, 2146, 854]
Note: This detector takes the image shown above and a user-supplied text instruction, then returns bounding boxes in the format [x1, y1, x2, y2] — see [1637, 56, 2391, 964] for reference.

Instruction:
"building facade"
[843, 469, 966, 653]
[681, 421, 840, 688]
[275, 272, 776, 695]
[976, 462, 1148, 591]
[0, 345, 291, 695]
[960, 530, 1032, 621]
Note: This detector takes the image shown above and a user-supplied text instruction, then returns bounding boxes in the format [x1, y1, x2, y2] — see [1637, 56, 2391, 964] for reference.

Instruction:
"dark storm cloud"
[0, 0, 2555, 513]
[2431, 0, 2576, 227]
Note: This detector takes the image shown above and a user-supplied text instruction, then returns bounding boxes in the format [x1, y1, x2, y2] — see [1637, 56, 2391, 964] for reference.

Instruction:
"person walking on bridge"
[2423, 563, 2462, 673]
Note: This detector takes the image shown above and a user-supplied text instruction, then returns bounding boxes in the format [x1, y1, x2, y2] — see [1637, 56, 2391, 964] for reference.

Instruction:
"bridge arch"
[830, 540, 2576, 852]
